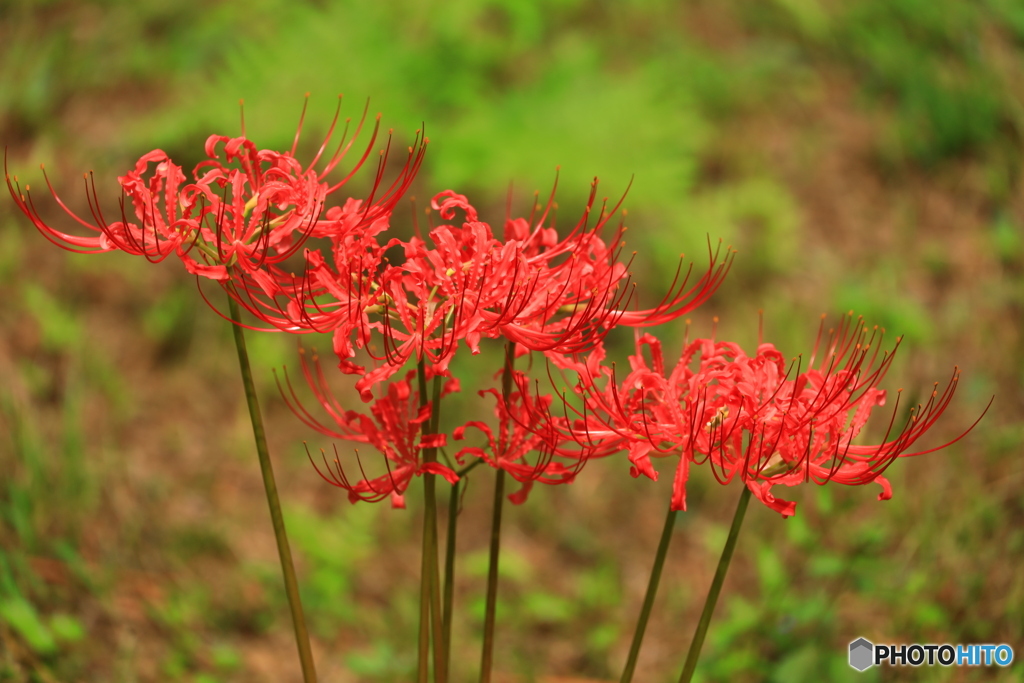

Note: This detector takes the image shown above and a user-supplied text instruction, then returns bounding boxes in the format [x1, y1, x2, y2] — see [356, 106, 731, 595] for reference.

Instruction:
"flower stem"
[444, 447, 482, 663]
[620, 504, 678, 682]
[678, 485, 752, 683]
[428, 373, 446, 683]
[417, 361, 445, 683]
[443, 447, 480, 679]
[226, 294, 317, 683]
[441, 476, 460, 678]
[479, 342, 515, 683]
[479, 467, 505, 683]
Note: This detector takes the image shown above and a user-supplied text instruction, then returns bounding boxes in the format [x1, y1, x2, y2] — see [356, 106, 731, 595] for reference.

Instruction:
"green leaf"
[522, 591, 574, 624]
[210, 642, 242, 671]
[770, 644, 821, 682]
[0, 597, 57, 655]
[21, 283, 82, 351]
[756, 543, 787, 594]
[48, 613, 85, 643]
[809, 554, 845, 578]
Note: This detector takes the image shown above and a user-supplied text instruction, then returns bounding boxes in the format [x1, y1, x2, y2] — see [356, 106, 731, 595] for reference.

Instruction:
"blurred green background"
[1, 0, 1022, 681]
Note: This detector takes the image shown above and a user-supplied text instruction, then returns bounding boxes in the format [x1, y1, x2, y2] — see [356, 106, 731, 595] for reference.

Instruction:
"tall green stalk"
[417, 361, 446, 683]
[428, 373, 446, 683]
[441, 478, 460, 677]
[620, 504, 679, 682]
[479, 342, 515, 683]
[226, 294, 317, 683]
[440, 481, 456, 679]
[479, 467, 505, 683]
[678, 485, 752, 683]
[443, 458, 482, 675]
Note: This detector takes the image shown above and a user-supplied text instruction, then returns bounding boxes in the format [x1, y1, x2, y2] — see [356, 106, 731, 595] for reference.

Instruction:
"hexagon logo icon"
[849, 638, 874, 671]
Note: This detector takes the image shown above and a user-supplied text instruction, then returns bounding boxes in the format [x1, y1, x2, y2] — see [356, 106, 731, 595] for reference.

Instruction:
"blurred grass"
[2, 0, 1023, 681]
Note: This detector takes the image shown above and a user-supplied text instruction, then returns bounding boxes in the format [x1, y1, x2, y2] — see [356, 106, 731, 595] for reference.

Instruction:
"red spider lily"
[340, 184, 731, 397]
[213, 175, 731, 403]
[322, 185, 632, 398]
[425, 183, 736, 355]
[6, 149, 214, 273]
[214, 113, 428, 320]
[549, 331, 708, 509]
[237, 216, 464, 402]
[350, 250, 466, 400]
[279, 352, 458, 508]
[453, 370, 589, 504]
[564, 314, 987, 516]
[214, 214, 396, 380]
[6, 96, 427, 292]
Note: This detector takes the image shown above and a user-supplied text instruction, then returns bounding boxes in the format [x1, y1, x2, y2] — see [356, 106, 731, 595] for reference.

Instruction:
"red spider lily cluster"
[6, 100, 979, 515]
[553, 314, 983, 516]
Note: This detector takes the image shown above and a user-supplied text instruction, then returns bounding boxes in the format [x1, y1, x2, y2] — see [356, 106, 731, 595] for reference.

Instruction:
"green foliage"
[209, 642, 242, 671]
[286, 502, 384, 635]
[676, 178, 801, 285]
[47, 613, 85, 644]
[0, 591, 85, 658]
[127, 0, 721, 214]
[1, 382, 92, 552]
[0, 598, 57, 655]
[465, 545, 533, 583]
[142, 284, 197, 361]
[168, 524, 233, 561]
[837, 0, 1005, 164]
[990, 211, 1024, 267]
[21, 283, 81, 352]
[244, 327, 307, 397]
[0, 0, 299, 151]
[0, 224, 25, 281]
[149, 586, 251, 680]
[833, 272, 935, 346]
[767, 0, 831, 39]
[345, 641, 414, 681]
[739, 0, 1022, 167]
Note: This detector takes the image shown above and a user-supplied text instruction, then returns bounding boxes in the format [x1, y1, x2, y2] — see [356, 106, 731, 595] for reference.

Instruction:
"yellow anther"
[705, 406, 729, 431]
[761, 454, 793, 477]
[243, 193, 261, 216]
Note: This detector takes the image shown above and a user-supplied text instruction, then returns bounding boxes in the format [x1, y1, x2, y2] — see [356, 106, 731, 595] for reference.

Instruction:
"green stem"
[620, 504, 679, 682]
[479, 342, 515, 683]
[456, 459, 483, 479]
[416, 362, 432, 682]
[443, 443, 483, 663]
[428, 374, 446, 683]
[440, 424, 484, 679]
[678, 485, 752, 683]
[226, 294, 317, 683]
[479, 467, 505, 683]
[416, 361, 446, 683]
[441, 476, 459, 677]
